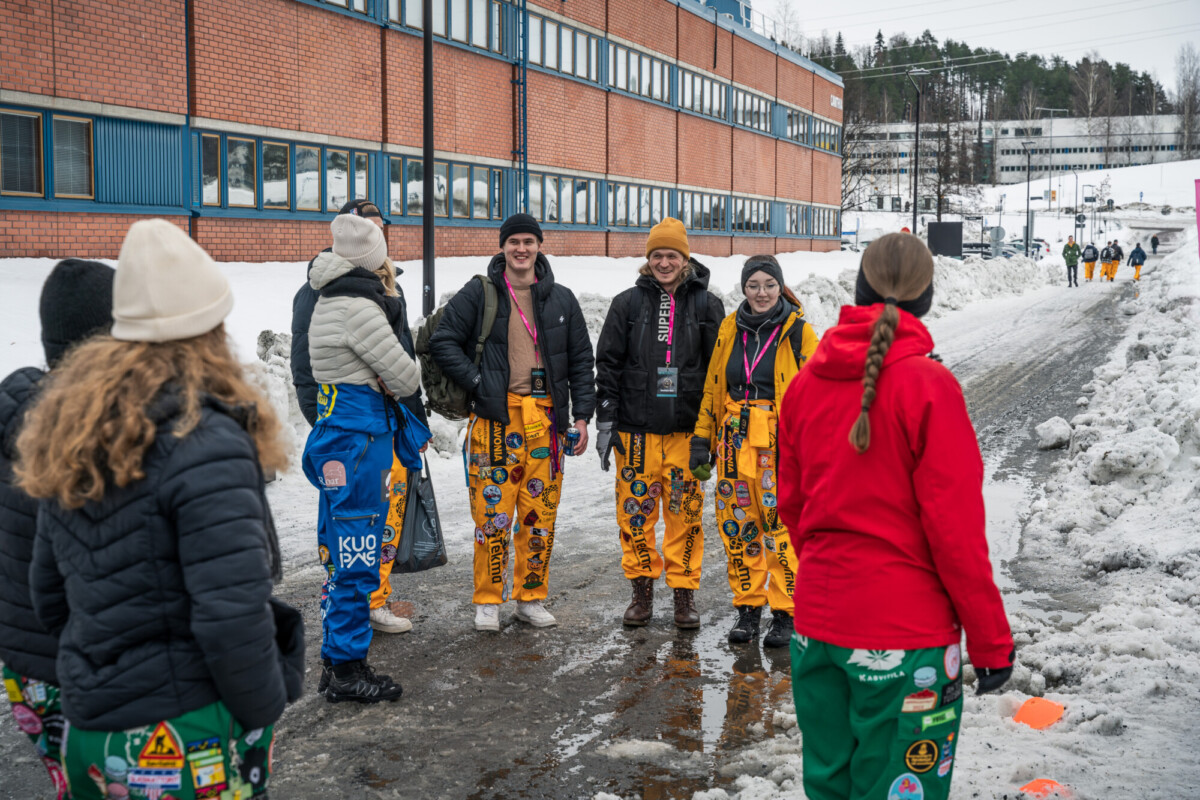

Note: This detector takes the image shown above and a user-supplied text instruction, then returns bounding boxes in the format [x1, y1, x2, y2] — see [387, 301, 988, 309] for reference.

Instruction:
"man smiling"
[594, 218, 725, 629]
[430, 213, 595, 632]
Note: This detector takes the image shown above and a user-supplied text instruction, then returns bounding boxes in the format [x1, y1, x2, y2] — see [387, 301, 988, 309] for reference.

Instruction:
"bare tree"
[773, 0, 804, 52]
[1175, 43, 1200, 160]
[840, 118, 889, 213]
[1073, 53, 1108, 141]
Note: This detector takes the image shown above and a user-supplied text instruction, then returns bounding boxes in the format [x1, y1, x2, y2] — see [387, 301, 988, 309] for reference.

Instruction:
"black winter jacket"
[594, 261, 725, 434]
[1081, 245, 1099, 262]
[291, 250, 425, 427]
[0, 367, 57, 683]
[1128, 246, 1147, 266]
[30, 391, 303, 731]
[428, 253, 596, 431]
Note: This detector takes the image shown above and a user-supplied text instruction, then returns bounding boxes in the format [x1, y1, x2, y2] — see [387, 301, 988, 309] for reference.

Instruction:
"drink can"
[565, 428, 581, 456]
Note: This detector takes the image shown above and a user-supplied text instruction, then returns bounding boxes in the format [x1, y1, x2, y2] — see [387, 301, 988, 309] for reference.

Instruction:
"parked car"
[840, 239, 859, 252]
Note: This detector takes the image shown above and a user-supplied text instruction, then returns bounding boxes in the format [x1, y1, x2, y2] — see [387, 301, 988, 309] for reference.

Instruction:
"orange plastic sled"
[1013, 697, 1065, 730]
[1020, 778, 1069, 797]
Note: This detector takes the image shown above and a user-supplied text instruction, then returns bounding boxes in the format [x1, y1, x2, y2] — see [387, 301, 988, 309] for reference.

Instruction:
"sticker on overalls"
[940, 678, 962, 707]
[493, 513, 510, 529]
[510, 466, 525, 483]
[631, 480, 647, 497]
[640, 498, 656, 515]
[921, 709, 957, 731]
[492, 467, 509, 484]
[527, 478, 544, 497]
[482, 485, 502, 505]
[623, 498, 639, 514]
[887, 773, 924, 800]
[139, 722, 184, 769]
[507, 433, 524, 449]
[757, 450, 771, 468]
[722, 520, 739, 538]
[531, 447, 551, 459]
[913, 667, 937, 688]
[620, 466, 636, 482]
[322, 460, 347, 489]
[902, 690, 938, 713]
[629, 514, 646, 528]
[904, 741, 939, 774]
[735, 481, 751, 507]
[944, 644, 961, 680]
[741, 521, 758, 542]
[529, 537, 545, 552]
[629, 433, 646, 473]
[524, 510, 539, 526]
[648, 482, 662, 499]
[717, 480, 733, 498]
[489, 421, 507, 466]
[745, 541, 762, 557]
[762, 492, 777, 507]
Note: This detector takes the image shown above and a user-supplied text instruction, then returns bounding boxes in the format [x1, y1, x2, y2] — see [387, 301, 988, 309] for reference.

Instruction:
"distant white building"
[846, 114, 1195, 212]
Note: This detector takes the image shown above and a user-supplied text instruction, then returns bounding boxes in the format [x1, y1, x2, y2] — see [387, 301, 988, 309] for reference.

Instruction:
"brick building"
[0, 0, 843, 261]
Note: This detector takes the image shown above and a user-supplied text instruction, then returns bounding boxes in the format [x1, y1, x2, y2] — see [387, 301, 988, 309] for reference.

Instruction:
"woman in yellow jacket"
[690, 255, 819, 648]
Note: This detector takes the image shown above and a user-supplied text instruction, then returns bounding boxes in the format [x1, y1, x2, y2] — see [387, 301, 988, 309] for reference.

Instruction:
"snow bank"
[1036, 417, 1071, 450]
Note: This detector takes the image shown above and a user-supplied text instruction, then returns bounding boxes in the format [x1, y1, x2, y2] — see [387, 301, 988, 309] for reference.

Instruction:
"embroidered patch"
[321, 460, 347, 488]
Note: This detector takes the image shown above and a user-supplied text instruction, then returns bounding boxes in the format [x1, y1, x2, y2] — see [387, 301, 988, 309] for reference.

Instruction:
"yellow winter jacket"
[694, 307, 819, 445]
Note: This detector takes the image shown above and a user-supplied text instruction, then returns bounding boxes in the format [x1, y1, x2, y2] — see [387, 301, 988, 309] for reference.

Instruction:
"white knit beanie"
[111, 219, 233, 343]
[331, 213, 388, 269]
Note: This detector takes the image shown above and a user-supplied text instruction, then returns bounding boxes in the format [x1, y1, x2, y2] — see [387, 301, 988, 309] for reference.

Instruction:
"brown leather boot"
[672, 588, 700, 629]
[623, 577, 654, 626]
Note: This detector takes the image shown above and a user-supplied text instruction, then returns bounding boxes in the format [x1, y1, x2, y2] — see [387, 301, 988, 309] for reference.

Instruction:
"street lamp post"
[1035, 106, 1068, 212]
[1021, 140, 1035, 257]
[907, 68, 930, 234]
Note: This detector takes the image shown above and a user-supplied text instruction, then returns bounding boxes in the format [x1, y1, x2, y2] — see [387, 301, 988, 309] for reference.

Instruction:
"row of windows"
[1000, 144, 1181, 156]
[812, 206, 838, 236]
[733, 89, 771, 133]
[0, 111, 93, 199]
[313, 0, 841, 150]
[608, 182, 670, 228]
[522, 171, 599, 225]
[390, 157, 504, 219]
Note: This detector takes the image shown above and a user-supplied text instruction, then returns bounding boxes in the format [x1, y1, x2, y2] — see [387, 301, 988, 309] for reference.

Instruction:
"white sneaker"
[369, 606, 413, 634]
[474, 603, 500, 632]
[514, 600, 557, 628]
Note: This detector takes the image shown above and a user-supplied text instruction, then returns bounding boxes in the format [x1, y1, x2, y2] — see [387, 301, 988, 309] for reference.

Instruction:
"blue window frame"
[388, 155, 503, 220]
[731, 197, 769, 233]
[679, 189, 726, 232]
[733, 88, 771, 134]
[678, 68, 727, 121]
[391, 0, 503, 53]
[607, 180, 669, 228]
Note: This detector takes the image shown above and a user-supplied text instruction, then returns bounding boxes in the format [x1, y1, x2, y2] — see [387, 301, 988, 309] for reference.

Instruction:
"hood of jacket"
[808, 304, 935, 382]
[0, 367, 46, 462]
[309, 250, 362, 291]
[634, 256, 713, 295]
[486, 251, 556, 295]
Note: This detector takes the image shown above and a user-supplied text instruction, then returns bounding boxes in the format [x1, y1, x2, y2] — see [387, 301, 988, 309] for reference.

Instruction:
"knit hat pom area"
[111, 219, 233, 343]
[499, 213, 544, 247]
[40, 258, 115, 366]
[645, 217, 689, 262]
[331, 213, 389, 269]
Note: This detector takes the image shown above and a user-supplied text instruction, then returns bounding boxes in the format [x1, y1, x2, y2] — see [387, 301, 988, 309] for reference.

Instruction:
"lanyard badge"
[505, 273, 545, 397]
[657, 291, 678, 397]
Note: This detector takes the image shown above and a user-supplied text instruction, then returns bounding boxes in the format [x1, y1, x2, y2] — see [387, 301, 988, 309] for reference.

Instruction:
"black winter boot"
[727, 605, 763, 644]
[325, 660, 403, 704]
[623, 576, 654, 626]
[763, 610, 793, 649]
[318, 657, 332, 694]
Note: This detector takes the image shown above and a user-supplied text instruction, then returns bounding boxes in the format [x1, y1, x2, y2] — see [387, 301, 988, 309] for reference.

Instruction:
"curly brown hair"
[16, 325, 289, 509]
[849, 233, 935, 454]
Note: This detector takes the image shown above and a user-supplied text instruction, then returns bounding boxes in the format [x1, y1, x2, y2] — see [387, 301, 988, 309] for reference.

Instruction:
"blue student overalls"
[302, 383, 396, 664]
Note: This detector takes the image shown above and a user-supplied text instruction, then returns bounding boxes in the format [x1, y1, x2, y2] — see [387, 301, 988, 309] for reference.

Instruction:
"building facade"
[0, 0, 844, 261]
[848, 114, 1193, 212]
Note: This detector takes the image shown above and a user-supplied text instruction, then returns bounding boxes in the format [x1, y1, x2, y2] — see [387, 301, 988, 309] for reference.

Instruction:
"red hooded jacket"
[778, 304, 1013, 669]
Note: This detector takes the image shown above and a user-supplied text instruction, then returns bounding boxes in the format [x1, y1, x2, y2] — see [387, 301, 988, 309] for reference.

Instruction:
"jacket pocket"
[619, 369, 649, 428]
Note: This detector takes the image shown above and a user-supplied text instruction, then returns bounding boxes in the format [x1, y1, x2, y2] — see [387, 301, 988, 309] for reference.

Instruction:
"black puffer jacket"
[428, 253, 596, 430]
[291, 251, 425, 426]
[0, 367, 57, 683]
[594, 261, 725, 434]
[30, 391, 303, 731]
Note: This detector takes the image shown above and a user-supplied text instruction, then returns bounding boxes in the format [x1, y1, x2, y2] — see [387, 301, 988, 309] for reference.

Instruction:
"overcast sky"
[754, 0, 1200, 91]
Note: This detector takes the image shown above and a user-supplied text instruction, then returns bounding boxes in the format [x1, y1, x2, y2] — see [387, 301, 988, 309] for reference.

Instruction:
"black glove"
[596, 421, 624, 472]
[975, 647, 1016, 696]
[689, 436, 712, 481]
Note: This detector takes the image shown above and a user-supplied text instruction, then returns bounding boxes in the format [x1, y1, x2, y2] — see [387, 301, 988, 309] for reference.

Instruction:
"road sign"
[1075, 214, 1087, 225]
[990, 226, 1005, 243]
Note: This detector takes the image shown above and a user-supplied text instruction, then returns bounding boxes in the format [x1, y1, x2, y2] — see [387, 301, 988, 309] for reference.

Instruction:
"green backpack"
[414, 274, 499, 421]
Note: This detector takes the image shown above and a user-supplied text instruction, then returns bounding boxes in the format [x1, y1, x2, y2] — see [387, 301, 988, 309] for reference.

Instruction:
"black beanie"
[741, 255, 785, 292]
[40, 258, 116, 367]
[338, 198, 382, 219]
[854, 266, 934, 318]
[499, 213, 543, 246]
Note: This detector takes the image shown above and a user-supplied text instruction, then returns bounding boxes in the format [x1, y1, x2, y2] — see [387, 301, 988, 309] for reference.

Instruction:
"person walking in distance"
[1151, 234, 1160, 255]
[777, 233, 1014, 800]
[594, 219, 725, 629]
[1099, 241, 1114, 281]
[691, 256, 820, 648]
[1081, 242, 1099, 282]
[0, 259, 114, 799]
[1109, 240, 1124, 281]
[429, 214, 596, 632]
[1061, 236, 1080, 287]
[1127, 242, 1147, 281]
[304, 213, 422, 703]
[291, 199, 422, 640]
[17, 220, 304, 799]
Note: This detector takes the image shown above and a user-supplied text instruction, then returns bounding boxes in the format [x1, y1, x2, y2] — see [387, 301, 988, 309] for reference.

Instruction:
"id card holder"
[739, 404, 751, 437]
[656, 367, 679, 398]
[530, 367, 548, 397]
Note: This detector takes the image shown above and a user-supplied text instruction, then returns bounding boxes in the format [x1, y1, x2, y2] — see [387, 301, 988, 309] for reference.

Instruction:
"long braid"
[848, 303, 899, 454]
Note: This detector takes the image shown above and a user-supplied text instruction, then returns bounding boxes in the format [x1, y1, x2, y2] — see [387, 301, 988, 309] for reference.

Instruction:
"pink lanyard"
[665, 292, 676, 366]
[504, 273, 540, 365]
[742, 327, 779, 401]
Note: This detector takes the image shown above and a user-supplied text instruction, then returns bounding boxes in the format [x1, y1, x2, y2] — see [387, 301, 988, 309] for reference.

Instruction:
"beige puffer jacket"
[307, 251, 421, 397]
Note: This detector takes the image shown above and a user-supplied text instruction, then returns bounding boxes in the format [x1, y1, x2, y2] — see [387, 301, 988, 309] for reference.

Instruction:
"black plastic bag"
[393, 458, 448, 574]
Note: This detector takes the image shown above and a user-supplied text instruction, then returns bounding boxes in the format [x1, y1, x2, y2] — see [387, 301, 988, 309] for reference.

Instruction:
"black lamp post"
[1021, 140, 1034, 257]
[907, 68, 930, 234]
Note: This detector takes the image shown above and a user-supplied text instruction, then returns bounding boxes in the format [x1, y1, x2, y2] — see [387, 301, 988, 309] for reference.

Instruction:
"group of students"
[1068, 236, 1148, 284]
[2, 209, 1014, 800]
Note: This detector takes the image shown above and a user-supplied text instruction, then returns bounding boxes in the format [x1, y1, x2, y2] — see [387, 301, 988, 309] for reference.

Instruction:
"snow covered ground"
[2, 197, 1198, 798]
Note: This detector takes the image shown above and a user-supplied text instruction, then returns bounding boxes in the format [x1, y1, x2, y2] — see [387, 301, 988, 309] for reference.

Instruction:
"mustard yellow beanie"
[646, 217, 690, 262]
